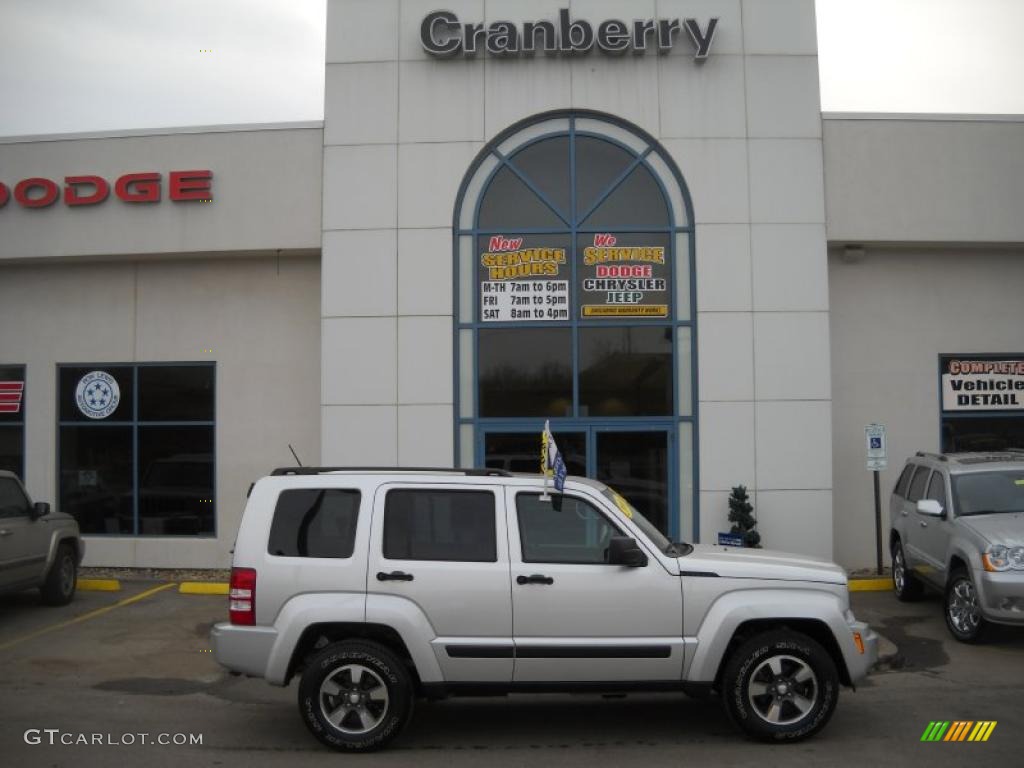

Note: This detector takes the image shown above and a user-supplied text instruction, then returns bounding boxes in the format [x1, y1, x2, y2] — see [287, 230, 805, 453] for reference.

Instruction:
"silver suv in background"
[890, 451, 1024, 642]
[214, 467, 877, 752]
[0, 470, 83, 605]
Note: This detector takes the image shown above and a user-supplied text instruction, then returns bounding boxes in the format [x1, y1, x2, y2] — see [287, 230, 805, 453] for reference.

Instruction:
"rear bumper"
[211, 622, 278, 678]
[977, 571, 1024, 625]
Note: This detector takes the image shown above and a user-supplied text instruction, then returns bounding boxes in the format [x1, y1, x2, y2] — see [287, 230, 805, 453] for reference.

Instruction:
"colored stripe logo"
[0, 381, 24, 414]
[921, 721, 997, 742]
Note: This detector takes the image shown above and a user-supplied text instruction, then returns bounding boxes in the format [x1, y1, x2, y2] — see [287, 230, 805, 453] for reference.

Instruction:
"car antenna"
[288, 444, 303, 467]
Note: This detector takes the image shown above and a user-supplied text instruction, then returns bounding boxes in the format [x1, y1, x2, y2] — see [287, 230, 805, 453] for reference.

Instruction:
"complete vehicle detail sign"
[941, 357, 1024, 411]
[422, 9, 718, 60]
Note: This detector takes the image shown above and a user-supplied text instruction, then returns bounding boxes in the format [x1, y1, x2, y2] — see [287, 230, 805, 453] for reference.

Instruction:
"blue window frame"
[452, 111, 699, 540]
[57, 362, 216, 537]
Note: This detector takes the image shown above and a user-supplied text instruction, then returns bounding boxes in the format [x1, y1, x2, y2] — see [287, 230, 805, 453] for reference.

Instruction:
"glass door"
[594, 429, 672, 536]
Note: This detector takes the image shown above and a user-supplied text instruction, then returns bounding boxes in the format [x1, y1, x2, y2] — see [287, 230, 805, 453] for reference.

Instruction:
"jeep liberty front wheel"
[298, 640, 413, 752]
[722, 629, 839, 742]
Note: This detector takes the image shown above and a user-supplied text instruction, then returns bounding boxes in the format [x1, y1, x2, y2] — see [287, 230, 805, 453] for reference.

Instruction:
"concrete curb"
[179, 582, 229, 595]
[76, 578, 121, 592]
[849, 578, 892, 592]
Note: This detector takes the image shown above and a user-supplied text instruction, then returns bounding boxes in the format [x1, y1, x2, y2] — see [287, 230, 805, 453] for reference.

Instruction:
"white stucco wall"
[0, 255, 321, 568]
[321, 0, 834, 556]
[824, 115, 1024, 244]
[0, 124, 324, 261]
[829, 246, 1024, 569]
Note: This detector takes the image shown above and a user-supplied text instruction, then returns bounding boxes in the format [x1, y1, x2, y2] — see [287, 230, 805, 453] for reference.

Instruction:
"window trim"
[0, 475, 30, 518]
[515, 491, 628, 566]
[56, 361, 216, 538]
[453, 110, 699, 543]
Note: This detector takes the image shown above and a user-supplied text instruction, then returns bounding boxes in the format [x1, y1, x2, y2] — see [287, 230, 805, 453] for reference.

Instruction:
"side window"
[907, 466, 931, 503]
[267, 489, 360, 558]
[926, 472, 948, 511]
[517, 493, 623, 564]
[0, 477, 30, 518]
[383, 489, 496, 562]
[893, 464, 914, 498]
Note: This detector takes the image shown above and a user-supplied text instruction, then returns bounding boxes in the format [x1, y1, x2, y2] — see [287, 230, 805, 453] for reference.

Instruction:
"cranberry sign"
[0, 170, 213, 210]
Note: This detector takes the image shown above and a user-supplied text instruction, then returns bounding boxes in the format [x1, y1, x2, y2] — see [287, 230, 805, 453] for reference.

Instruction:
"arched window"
[453, 112, 697, 539]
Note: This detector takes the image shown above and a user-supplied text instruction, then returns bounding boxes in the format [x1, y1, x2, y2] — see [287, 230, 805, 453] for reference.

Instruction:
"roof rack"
[270, 466, 514, 477]
[915, 451, 948, 461]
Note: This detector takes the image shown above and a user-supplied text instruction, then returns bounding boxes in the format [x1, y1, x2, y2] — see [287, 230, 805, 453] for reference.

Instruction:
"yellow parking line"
[77, 578, 121, 592]
[849, 578, 892, 592]
[179, 581, 229, 595]
[0, 582, 177, 653]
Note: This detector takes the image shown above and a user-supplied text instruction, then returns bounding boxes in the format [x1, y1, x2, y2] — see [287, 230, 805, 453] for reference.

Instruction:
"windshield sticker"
[611, 491, 633, 519]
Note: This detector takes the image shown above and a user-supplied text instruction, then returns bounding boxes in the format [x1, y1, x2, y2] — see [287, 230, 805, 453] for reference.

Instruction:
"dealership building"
[1, 0, 1022, 571]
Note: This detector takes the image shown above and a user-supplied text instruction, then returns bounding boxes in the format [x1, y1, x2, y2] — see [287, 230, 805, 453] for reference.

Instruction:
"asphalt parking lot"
[1, 584, 1022, 768]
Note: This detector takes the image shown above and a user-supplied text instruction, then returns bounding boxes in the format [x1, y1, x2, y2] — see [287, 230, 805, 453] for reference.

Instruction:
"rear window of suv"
[383, 489, 496, 562]
[893, 464, 914, 498]
[268, 489, 360, 558]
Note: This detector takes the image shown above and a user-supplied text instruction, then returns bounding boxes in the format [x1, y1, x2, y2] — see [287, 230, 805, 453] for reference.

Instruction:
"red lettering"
[115, 173, 161, 203]
[64, 175, 110, 206]
[14, 178, 59, 208]
[593, 232, 617, 247]
[0, 182, 8, 208]
[596, 264, 652, 278]
[487, 235, 524, 252]
[169, 169, 212, 201]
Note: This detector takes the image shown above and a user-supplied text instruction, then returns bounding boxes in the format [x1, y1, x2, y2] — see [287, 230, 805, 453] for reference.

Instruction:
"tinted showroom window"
[268, 489, 360, 558]
[58, 364, 215, 536]
[0, 365, 26, 480]
[383, 489, 496, 562]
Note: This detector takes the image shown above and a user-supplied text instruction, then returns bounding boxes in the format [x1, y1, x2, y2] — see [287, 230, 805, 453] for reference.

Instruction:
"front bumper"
[210, 622, 278, 678]
[845, 619, 879, 684]
[977, 570, 1024, 625]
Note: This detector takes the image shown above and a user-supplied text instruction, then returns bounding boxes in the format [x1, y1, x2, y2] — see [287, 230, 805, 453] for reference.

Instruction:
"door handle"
[919, 521, 928, 528]
[517, 574, 554, 585]
[376, 571, 414, 582]
[0, 529, 11, 537]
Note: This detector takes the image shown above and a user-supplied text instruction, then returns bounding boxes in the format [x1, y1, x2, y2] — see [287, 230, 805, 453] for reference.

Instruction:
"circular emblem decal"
[75, 371, 121, 419]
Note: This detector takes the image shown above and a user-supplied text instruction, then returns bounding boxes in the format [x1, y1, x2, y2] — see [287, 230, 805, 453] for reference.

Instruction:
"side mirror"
[916, 499, 944, 518]
[30, 502, 50, 520]
[607, 536, 648, 567]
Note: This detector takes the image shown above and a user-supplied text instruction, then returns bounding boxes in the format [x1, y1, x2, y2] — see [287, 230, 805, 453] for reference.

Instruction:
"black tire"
[945, 568, 989, 643]
[721, 629, 839, 742]
[298, 640, 413, 752]
[40, 543, 77, 606]
[891, 539, 924, 601]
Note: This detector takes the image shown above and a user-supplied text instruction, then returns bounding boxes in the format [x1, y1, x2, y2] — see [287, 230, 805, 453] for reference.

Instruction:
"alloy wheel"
[319, 664, 390, 735]
[746, 654, 819, 726]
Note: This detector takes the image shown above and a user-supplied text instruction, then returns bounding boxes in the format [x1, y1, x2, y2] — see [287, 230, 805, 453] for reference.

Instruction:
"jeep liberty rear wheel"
[40, 543, 77, 606]
[298, 640, 413, 752]
[722, 630, 839, 742]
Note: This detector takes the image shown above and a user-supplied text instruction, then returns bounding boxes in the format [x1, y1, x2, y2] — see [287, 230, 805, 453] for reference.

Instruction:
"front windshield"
[602, 487, 683, 555]
[952, 470, 1024, 516]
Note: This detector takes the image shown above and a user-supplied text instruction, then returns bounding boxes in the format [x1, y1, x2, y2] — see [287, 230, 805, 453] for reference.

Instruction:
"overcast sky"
[0, 0, 1021, 138]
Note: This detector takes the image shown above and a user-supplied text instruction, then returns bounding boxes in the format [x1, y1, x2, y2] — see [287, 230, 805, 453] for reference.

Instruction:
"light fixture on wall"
[840, 244, 865, 264]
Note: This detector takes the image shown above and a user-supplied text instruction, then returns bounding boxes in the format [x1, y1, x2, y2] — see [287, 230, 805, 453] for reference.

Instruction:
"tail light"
[229, 567, 257, 625]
